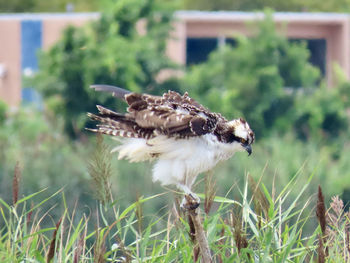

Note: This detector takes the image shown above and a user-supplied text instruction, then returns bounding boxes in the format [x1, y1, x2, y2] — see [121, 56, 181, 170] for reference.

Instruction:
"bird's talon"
[180, 194, 200, 211]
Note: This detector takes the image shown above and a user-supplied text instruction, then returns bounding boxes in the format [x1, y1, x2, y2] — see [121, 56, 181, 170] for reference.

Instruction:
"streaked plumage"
[87, 85, 255, 207]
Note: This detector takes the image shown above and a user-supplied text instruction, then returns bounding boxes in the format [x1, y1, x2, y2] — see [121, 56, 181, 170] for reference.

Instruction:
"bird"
[87, 85, 255, 209]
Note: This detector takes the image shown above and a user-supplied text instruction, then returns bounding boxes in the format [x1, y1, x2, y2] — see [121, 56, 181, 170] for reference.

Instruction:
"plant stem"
[188, 208, 212, 263]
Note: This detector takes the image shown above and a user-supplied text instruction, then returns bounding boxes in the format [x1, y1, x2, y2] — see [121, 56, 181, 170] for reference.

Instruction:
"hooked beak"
[244, 144, 252, 156]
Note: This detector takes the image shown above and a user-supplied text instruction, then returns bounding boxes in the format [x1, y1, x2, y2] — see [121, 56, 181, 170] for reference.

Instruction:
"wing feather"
[88, 88, 224, 138]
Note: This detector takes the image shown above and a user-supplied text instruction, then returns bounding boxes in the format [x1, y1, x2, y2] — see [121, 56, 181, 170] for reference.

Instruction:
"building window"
[186, 38, 218, 65]
[289, 38, 326, 77]
[21, 20, 43, 104]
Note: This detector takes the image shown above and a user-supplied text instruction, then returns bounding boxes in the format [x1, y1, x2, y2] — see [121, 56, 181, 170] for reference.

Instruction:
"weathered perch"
[185, 195, 212, 263]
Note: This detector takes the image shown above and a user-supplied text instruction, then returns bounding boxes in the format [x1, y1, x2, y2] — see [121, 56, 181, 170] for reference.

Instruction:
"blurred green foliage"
[182, 15, 321, 138]
[0, 0, 99, 12]
[294, 85, 349, 142]
[0, 100, 7, 125]
[0, 107, 92, 217]
[34, 0, 176, 138]
[2, 0, 350, 13]
[292, 66, 350, 142]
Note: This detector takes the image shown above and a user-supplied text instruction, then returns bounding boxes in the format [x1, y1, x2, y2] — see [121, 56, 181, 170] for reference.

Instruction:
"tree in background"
[0, 0, 99, 12]
[34, 0, 176, 138]
[182, 15, 321, 138]
[294, 66, 350, 143]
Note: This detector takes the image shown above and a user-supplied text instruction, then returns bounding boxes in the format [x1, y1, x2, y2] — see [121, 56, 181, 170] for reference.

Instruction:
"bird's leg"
[178, 184, 200, 210]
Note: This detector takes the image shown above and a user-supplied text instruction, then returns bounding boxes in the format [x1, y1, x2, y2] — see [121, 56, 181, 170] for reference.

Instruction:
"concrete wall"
[0, 19, 21, 105]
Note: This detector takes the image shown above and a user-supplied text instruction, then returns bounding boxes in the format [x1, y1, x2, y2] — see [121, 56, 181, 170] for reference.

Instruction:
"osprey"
[87, 85, 255, 209]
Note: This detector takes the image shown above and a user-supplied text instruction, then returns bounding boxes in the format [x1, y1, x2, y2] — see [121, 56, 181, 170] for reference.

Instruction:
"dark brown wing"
[87, 105, 154, 139]
[124, 90, 224, 137]
[88, 87, 225, 139]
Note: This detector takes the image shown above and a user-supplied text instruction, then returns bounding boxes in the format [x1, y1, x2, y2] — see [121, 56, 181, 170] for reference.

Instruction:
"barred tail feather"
[87, 111, 140, 138]
[96, 105, 126, 119]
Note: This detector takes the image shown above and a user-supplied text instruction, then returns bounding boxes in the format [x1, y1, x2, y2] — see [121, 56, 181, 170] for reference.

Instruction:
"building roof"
[0, 12, 99, 20]
[176, 11, 350, 24]
[0, 11, 348, 23]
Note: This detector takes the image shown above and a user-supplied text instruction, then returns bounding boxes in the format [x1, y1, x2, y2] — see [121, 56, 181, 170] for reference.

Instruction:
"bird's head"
[227, 118, 255, 156]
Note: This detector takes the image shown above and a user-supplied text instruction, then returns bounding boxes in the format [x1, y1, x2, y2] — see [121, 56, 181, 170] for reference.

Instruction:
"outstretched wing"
[88, 85, 226, 139]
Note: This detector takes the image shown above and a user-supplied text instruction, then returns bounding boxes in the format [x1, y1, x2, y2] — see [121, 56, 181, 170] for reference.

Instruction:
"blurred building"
[1, 11, 349, 106]
[0, 13, 98, 106]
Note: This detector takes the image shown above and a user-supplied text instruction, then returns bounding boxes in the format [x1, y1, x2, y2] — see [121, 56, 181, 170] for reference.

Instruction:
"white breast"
[114, 134, 242, 189]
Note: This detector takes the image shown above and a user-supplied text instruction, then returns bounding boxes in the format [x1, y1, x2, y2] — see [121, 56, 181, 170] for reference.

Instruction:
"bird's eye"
[240, 138, 246, 144]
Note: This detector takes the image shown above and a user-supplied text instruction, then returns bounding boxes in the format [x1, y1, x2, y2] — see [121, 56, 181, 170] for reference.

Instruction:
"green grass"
[0, 168, 348, 262]
[1, 120, 349, 262]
